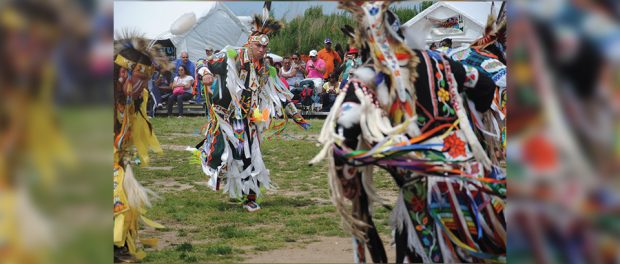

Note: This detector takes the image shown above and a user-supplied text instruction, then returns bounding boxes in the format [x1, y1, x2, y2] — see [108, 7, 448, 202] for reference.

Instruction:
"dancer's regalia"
[194, 11, 308, 211]
[312, 2, 506, 263]
[445, 3, 507, 165]
[113, 34, 166, 262]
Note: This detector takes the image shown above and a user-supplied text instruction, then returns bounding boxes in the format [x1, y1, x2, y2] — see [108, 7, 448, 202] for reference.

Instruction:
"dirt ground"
[243, 235, 396, 263]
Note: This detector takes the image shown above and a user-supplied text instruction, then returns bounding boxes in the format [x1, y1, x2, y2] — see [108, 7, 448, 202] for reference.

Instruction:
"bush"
[269, 3, 434, 57]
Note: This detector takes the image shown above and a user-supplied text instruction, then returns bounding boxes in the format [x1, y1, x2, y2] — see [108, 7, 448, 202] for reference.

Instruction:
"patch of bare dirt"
[141, 228, 180, 251]
[243, 235, 396, 263]
[151, 179, 194, 193]
[161, 144, 192, 151]
[142, 223, 198, 251]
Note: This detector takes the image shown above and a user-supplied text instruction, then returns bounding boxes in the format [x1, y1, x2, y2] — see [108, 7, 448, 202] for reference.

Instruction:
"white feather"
[123, 164, 156, 209]
[351, 67, 376, 88]
[376, 82, 390, 106]
[337, 102, 362, 129]
[170, 12, 197, 35]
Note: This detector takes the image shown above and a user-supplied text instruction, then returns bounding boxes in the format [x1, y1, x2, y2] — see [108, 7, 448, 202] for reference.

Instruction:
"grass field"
[136, 117, 398, 263]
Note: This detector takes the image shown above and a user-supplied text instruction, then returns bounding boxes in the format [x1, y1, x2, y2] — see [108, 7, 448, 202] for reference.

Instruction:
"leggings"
[167, 92, 192, 116]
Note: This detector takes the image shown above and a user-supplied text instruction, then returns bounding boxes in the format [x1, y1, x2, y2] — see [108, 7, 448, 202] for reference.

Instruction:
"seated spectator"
[167, 65, 194, 117]
[321, 74, 340, 112]
[265, 56, 274, 67]
[306, 50, 326, 79]
[291, 52, 306, 78]
[173, 51, 195, 79]
[279, 76, 290, 90]
[274, 61, 282, 74]
[280, 57, 303, 88]
[147, 67, 172, 116]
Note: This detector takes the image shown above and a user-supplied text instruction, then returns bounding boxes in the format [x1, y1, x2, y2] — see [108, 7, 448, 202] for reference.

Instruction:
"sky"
[114, 1, 426, 39]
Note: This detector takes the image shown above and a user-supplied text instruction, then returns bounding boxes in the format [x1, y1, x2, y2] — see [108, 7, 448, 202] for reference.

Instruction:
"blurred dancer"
[113, 32, 167, 262]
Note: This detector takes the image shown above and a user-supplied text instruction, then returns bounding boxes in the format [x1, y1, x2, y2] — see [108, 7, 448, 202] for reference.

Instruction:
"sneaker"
[242, 200, 261, 212]
[177, 115, 183, 118]
[157, 103, 163, 109]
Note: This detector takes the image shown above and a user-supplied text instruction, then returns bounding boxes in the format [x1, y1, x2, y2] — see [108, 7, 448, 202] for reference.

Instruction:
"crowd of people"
[147, 37, 367, 117]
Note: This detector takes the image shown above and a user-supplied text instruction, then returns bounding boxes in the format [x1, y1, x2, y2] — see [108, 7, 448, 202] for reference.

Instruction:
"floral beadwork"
[443, 133, 467, 158]
[437, 88, 450, 103]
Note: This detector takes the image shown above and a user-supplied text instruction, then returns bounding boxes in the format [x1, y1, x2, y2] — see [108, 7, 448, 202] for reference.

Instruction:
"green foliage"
[390, 1, 435, 23]
[269, 6, 355, 56]
[268, 3, 434, 56]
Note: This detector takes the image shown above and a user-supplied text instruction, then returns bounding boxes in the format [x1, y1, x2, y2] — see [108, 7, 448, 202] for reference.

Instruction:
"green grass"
[135, 117, 398, 263]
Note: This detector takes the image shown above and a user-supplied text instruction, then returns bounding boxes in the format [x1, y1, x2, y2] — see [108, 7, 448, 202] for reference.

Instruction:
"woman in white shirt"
[167, 65, 194, 117]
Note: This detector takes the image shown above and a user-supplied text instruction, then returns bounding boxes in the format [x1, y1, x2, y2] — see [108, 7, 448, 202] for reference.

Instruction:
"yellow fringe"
[130, 89, 162, 165]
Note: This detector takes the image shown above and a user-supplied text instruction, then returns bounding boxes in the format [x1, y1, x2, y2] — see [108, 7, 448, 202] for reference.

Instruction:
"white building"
[402, 1, 501, 48]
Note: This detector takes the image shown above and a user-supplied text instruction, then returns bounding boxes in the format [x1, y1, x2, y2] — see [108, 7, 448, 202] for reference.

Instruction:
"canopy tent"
[266, 53, 283, 63]
[171, 2, 250, 62]
[114, 1, 250, 62]
[402, 1, 501, 48]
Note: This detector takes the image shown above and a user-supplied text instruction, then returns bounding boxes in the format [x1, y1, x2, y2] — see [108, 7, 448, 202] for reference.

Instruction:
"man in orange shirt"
[317, 38, 342, 79]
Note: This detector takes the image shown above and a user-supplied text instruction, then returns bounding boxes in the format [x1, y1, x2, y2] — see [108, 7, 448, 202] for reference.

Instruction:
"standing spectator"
[429, 42, 437, 50]
[280, 57, 303, 88]
[305, 50, 326, 79]
[334, 43, 345, 62]
[193, 59, 208, 104]
[205, 46, 214, 60]
[167, 65, 194, 117]
[317, 38, 342, 79]
[291, 52, 306, 78]
[173, 51, 195, 79]
[339, 47, 362, 89]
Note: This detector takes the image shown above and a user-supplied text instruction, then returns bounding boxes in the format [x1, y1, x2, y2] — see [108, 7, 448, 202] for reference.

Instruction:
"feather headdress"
[247, 1, 283, 45]
[471, 2, 507, 49]
[114, 29, 169, 75]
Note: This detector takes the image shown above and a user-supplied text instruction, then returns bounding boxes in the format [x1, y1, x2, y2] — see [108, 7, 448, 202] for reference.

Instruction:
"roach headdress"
[114, 30, 169, 76]
[247, 1, 283, 46]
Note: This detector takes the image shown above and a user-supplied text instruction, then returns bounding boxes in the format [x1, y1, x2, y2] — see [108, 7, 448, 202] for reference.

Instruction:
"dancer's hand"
[202, 74, 214, 90]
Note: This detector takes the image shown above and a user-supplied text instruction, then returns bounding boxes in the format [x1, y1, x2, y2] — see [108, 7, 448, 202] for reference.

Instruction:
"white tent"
[171, 2, 250, 62]
[114, 1, 250, 62]
[402, 1, 501, 48]
[266, 53, 283, 63]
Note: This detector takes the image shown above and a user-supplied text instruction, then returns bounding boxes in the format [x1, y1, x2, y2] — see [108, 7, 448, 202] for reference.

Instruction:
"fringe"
[123, 164, 156, 210]
[326, 147, 369, 240]
[310, 91, 347, 164]
[390, 189, 432, 263]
